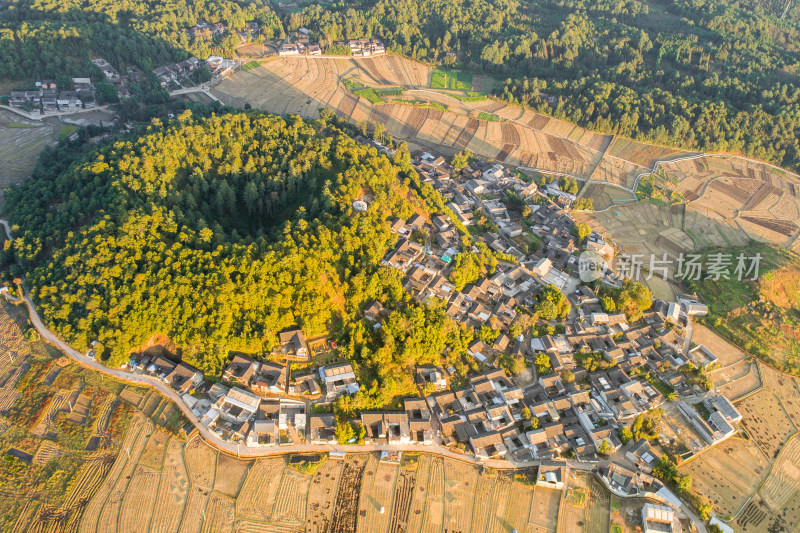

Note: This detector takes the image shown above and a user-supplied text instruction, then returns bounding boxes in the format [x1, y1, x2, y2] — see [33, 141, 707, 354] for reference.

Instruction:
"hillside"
[4, 112, 469, 401]
[688, 243, 800, 375]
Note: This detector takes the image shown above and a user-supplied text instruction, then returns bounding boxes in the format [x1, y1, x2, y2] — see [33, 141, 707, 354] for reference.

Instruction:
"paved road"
[12, 274, 556, 468]
[0, 103, 113, 121]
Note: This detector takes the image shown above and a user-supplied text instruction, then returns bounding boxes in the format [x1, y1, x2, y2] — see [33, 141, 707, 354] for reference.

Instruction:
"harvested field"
[530, 486, 561, 533]
[184, 437, 218, 488]
[469, 469, 495, 533]
[681, 437, 770, 517]
[738, 390, 798, 459]
[504, 481, 533, 533]
[235, 457, 286, 522]
[485, 471, 512, 533]
[151, 438, 190, 533]
[421, 456, 445, 533]
[760, 434, 800, 510]
[178, 485, 211, 533]
[272, 466, 312, 527]
[201, 492, 235, 533]
[441, 458, 478, 532]
[358, 460, 398, 533]
[329, 454, 369, 533]
[118, 465, 160, 532]
[307, 454, 344, 533]
[138, 427, 170, 469]
[0, 111, 58, 185]
[213, 453, 251, 497]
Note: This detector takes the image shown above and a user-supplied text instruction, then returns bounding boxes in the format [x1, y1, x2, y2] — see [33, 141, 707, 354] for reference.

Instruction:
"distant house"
[222, 354, 260, 387]
[309, 413, 337, 444]
[536, 462, 566, 490]
[278, 328, 309, 360]
[216, 387, 261, 423]
[319, 363, 359, 400]
[251, 362, 287, 395]
[641, 503, 675, 533]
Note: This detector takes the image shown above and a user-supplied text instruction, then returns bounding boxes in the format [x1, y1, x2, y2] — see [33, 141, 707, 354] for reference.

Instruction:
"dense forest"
[290, 0, 800, 170]
[3, 0, 800, 168]
[5, 111, 473, 406]
[0, 0, 282, 79]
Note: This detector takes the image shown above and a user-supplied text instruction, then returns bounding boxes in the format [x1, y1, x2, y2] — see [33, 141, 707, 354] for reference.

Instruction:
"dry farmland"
[680, 437, 770, 517]
[214, 54, 800, 239]
[212, 55, 673, 190]
[0, 110, 58, 186]
[678, 343, 800, 533]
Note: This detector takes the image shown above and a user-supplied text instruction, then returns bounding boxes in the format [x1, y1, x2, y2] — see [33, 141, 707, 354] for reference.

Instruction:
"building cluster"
[187, 20, 260, 42]
[339, 37, 386, 56]
[277, 28, 322, 56]
[112, 146, 740, 493]
[9, 77, 98, 114]
[152, 55, 235, 87]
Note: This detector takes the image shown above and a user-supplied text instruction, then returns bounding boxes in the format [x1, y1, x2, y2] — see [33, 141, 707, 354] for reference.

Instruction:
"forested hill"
[0, 0, 283, 79]
[4, 112, 466, 394]
[291, 0, 800, 171]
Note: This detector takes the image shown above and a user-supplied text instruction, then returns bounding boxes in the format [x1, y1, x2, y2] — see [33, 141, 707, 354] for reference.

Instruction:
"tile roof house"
[278, 328, 309, 360]
[222, 354, 260, 386]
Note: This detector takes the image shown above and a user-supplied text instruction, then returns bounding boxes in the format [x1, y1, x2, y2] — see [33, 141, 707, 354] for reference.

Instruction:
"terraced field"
[212, 56, 678, 190]
[0, 111, 58, 185]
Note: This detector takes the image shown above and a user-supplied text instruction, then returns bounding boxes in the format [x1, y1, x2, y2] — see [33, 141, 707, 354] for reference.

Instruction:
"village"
[106, 144, 744, 533]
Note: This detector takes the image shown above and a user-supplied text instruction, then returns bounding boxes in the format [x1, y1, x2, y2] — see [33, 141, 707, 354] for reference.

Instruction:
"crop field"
[657, 155, 800, 248]
[576, 200, 749, 282]
[0, 110, 58, 186]
[737, 389, 797, 460]
[212, 55, 666, 188]
[530, 486, 562, 533]
[680, 436, 771, 517]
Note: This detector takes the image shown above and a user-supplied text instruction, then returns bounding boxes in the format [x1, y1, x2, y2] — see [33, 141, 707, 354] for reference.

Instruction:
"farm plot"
[388, 456, 418, 533]
[469, 470, 496, 533]
[178, 485, 212, 533]
[737, 390, 798, 459]
[0, 111, 57, 185]
[484, 471, 512, 533]
[529, 486, 561, 533]
[78, 415, 150, 533]
[759, 434, 800, 510]
[329, 454, 369, 533]
[213, 453, 251, 497]
[201, 491, 235, 533]
[235, 457, 286, 522]
[503, 478, 534, 533]
[307, 454, 344, 533]
[118, 465, 160, 532]
[758, 363, 800, 422]
[184, 436, 218, 488]
[404, 453, 433, 533]
[421, 456, 445, 533]
[585, 477, 611, 533]
[680, 437, 770, 517]
[272, 466, 312, 527]
[86, 416, 154, 533]
[138, 427, 170, 469]
[358, 460, 399, 533]
[151, 438, 190, 533]
[441, 458, 479, 533]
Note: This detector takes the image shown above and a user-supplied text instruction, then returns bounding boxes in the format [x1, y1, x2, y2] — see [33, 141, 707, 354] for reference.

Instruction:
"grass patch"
[452, 92, 487, 102]
[394, 99, 447, 111]
[241, 61, 263, 71]
[6, 122, 40, 129]
[353, 87, 385, 104]
[478, 111, 500, 122]
[58, 125, 79, 141]
[288, 453, 327, 475]
[431, 69, 473, 91]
